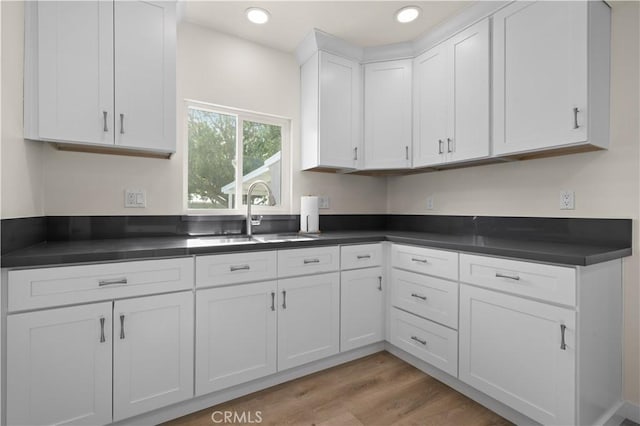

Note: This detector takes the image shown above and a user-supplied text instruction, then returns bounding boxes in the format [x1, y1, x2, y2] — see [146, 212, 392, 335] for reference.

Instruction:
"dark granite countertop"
[0, 230, 631, 268]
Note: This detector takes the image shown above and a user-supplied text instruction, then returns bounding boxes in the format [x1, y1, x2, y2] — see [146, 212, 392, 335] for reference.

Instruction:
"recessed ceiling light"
[395, 6, 421, 24]
[246, 7, 270, 24]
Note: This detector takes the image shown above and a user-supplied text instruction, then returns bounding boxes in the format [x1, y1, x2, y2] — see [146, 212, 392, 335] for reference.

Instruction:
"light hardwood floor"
[165, 352, 512, 426]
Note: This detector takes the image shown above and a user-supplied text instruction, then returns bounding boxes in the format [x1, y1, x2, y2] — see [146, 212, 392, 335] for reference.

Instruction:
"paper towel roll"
[300, 196, 320, 233]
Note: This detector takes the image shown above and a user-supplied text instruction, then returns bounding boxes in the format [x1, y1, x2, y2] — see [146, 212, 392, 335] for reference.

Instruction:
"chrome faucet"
[246, 180, 276, 236]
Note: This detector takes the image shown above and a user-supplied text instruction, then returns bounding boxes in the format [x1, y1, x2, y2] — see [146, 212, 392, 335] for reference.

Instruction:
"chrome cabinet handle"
[560, 324, 567, 350]
[103, 111, 108, 132]
[573, 107, 579, 129]
[99, 317, 106, 343]
[405, 146, 409, 160]
[271, 292, 275, 311]
[447, 138, 453, 153]
[357, 254, 371, 260]
[411, 336, 427, 345]
[120, 314, 125, 339]
[495, 272, 520, 281]
[282, 290, 287, 309]
[438, 139, 444, 154]
[354, 147, 358, 161]
[98, 277, 127, 287]
[304, 258, 320, 264]
[411, 257, 428, 264]
[411, 293, 427, 301]
[230, 264, 250, 272]
[378, 276, 382, 291]
[120, 113, 125, 134]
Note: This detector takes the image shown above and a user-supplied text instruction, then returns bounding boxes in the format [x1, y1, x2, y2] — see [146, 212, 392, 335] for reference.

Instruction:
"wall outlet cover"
[125, 189, 146, 208]
[559, 190, 575, 210]
[318, 195, 330, 209]
[426, 196, 434, 210]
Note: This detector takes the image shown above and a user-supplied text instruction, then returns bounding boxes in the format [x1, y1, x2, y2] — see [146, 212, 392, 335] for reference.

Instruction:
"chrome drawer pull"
[438, 139, 444, 154]
[447, 137, 453, 153]
[573, 107, 579, 129]
[354, 147, 358, 161]
[495, 272, 520, 281]
[378, 276, 382, 291]
[304, 258, 320, 264]
[270, 292, 275, 311]
[119, 314, 125, 340]
[411, 336, 427, 346]
[357, 254, 371, 260]
[411, 258, 428, 264]
[560, 324, 567, 350]
[230, 264, 250, 272]
[99, 317, 106, 343]
[98, 277, 127, 286]
[119, 113, 125, 134]
[103, 111, 108, 132]
[411, 293, 427, 301]
[282, 290, 287, 309]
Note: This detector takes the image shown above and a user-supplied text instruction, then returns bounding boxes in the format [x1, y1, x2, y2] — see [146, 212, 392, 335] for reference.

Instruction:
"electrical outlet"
[318, 195, 330, 209]
[125, 189, 146, 208]
[559, 190, 575, 210]
[426, 196, 434, 210]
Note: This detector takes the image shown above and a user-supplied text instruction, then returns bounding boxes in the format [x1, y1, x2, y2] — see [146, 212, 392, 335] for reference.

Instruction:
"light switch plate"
[559, 190, 575, 210]
[125, 189, 146, 208]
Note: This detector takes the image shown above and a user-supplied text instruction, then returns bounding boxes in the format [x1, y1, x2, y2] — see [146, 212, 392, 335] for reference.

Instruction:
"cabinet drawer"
[391, 244, 458, 280]
[278, 246, 339, 277]
[341, 243, 383, 270]
[459, 254, 576, 306]
[391, 269, 458, 329]
[196, 251, 277, 288]
[8, 257, 193, 312]
[390, 308, 458, 377]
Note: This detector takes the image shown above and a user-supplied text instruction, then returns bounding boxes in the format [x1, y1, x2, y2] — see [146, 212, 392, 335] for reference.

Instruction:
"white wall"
[0, 9, 386, 217]
[387, 1, 640, 405]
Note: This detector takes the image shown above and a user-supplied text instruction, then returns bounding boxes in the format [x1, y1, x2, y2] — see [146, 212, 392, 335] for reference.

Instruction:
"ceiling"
[180, 1, 474, 53]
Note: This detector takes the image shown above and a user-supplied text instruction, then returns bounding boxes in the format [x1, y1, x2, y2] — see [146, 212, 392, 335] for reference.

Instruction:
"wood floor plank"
[163, 352, 512, 426]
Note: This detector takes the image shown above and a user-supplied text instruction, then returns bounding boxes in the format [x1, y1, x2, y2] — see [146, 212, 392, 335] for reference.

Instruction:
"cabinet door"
[412, 45, 448, 167]
[318, 52, 361, 169]
[447, 19, 490, 163]
[278, 273, 340, 370]
[341, 267, 384, 352]
[195, 282, 277, 396]
[459, 284, 575, 425]
[7, 303, 112, 426]
[493, 1, 588, 155]
[29, 1, 114, 145]
[114, 1, 176, 152]
[113, 291, 193, 421]
[364, 60, 412, 169]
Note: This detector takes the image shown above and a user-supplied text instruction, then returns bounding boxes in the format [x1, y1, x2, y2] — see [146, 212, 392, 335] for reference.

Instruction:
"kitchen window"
[185, 101, 290, 212]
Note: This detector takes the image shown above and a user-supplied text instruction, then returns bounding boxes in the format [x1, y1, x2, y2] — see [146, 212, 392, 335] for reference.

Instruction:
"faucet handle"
[250, 215, 263, 226]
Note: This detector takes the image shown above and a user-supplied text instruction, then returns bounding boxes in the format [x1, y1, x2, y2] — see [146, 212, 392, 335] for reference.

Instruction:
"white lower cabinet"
[7, 291, 193, 425]
[340, 267, 385, 352]
[195, 281, 278, 395]
[7, 302, 113, 426]
[113, 292, 194, 421]
[277, 272, 340, 370]
[459, 284, 576, 425]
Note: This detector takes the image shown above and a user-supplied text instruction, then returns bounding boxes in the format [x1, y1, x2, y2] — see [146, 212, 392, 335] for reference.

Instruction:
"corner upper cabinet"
[363, 60, 412, 169]
[24, 1, 176, 157]
[413, 19, 490, 168]
[492, 1, 610, 157]
[300, 51, 362, 170]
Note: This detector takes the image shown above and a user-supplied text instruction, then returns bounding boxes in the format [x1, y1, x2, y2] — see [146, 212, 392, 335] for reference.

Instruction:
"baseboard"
[618, 401, 640, 424]
[114, 343, 385, 425]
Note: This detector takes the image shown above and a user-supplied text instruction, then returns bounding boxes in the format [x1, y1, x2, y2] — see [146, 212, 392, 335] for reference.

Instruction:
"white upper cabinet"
[301, 51, 362, 170]
[114, 1, 176, 153]
[413, 19, 490, 168]
[24, 1, 177, 156]
[363, 60, 412, 169]
[492, 1, 610, 156]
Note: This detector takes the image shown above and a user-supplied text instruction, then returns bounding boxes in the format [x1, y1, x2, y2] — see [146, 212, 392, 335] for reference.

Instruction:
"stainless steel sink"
[252, 233, 319, 243]
[188, 235, 259, 247]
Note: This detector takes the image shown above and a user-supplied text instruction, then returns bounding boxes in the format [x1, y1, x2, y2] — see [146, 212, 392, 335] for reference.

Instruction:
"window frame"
[183, 99, 291, 215]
